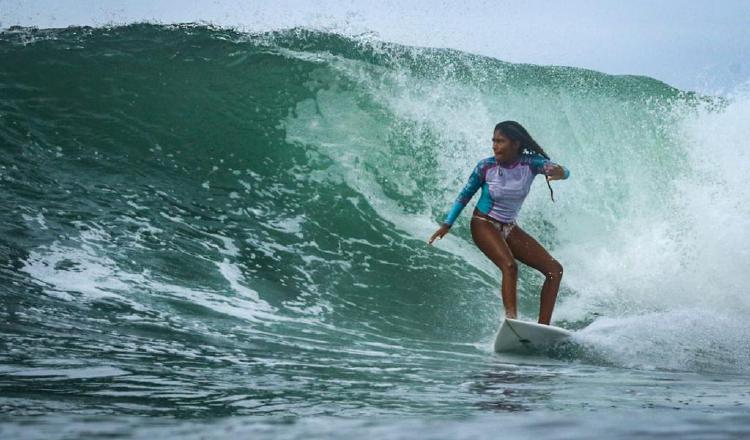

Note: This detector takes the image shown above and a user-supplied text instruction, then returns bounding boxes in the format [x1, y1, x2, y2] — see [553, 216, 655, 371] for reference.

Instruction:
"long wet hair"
[494, 120, 556, 202]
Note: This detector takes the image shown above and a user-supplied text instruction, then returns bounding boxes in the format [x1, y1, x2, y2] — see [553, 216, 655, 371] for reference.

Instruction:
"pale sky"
[2, 0, 749, 95]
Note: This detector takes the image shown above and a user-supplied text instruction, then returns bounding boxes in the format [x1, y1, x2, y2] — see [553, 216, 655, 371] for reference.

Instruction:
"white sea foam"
[558, 90, 750, 372]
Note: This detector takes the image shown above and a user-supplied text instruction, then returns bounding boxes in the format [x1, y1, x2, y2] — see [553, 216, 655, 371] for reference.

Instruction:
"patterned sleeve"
[443, 159, 487, 226]
[528, 155, 570, 179]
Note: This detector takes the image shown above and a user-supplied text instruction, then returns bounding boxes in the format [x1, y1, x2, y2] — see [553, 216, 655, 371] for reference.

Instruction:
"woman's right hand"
[427, 224, 451, 245]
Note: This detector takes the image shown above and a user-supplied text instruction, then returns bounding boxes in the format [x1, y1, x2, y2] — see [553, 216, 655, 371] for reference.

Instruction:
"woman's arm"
[443, 159, 489, 226]
[429, 159, 487, 245]
[543, 162, 569, 181]
[528, 155, 570, 181]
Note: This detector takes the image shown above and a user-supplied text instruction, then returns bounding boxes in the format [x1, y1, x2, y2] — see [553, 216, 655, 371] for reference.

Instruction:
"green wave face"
[2, 23, 750, 427]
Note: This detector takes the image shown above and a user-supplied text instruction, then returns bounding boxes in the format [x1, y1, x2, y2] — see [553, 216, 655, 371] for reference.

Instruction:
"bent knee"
[499, 260, 518, 275]
[543, 260, 563, 280]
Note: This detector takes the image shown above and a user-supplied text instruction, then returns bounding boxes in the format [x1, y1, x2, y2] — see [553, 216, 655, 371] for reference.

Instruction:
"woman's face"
[492, 130, 520, 162]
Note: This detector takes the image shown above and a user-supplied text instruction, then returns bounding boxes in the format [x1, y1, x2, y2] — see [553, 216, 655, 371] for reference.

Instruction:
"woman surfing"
[428, 121, 570, 325]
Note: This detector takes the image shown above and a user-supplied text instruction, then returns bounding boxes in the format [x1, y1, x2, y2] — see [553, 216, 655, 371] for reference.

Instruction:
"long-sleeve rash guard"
[443, 153, 570, 226]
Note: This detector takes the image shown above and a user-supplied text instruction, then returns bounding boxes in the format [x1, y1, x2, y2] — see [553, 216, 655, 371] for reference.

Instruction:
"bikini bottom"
[472, 214, 516, 240]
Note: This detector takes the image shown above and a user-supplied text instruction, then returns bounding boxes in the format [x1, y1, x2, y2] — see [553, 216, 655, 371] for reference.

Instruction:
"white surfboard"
[494, 318, 572, 353]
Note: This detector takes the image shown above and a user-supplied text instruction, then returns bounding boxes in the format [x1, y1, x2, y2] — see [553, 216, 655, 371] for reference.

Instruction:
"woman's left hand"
[544, 163, 565, 181]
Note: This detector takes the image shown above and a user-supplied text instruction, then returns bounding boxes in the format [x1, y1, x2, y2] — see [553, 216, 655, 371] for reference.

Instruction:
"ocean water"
[1, 23, 750, 439]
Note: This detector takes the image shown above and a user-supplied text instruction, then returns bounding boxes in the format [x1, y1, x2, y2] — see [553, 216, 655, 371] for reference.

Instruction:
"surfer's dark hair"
[494, 120, 556, 202]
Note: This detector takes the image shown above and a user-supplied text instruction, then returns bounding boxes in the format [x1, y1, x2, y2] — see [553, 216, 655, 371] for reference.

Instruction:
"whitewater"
[1, 23, 750, 439]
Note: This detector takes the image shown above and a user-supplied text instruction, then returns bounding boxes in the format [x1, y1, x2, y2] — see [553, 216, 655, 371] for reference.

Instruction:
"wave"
[2, 23, 748, 374]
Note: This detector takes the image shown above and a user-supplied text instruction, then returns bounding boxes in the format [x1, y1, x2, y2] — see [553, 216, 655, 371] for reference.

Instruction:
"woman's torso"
[475, 155, 541, 222]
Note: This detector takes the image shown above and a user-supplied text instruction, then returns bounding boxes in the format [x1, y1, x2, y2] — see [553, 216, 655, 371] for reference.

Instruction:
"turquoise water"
[1, 23, 750, 438]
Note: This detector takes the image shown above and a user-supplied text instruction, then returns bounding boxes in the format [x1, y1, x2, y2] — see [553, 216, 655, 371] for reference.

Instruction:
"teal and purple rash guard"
[443, 153, 570, 226]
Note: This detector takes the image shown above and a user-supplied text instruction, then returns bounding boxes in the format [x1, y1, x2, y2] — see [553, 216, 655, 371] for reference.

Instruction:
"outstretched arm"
[428, 159, 488, 245]
[443, 159, 487, 226]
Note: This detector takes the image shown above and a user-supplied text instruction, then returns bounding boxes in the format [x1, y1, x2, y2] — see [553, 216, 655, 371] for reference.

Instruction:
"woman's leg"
[505, 225, 563, 325]
[470, 217, 519, 318]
